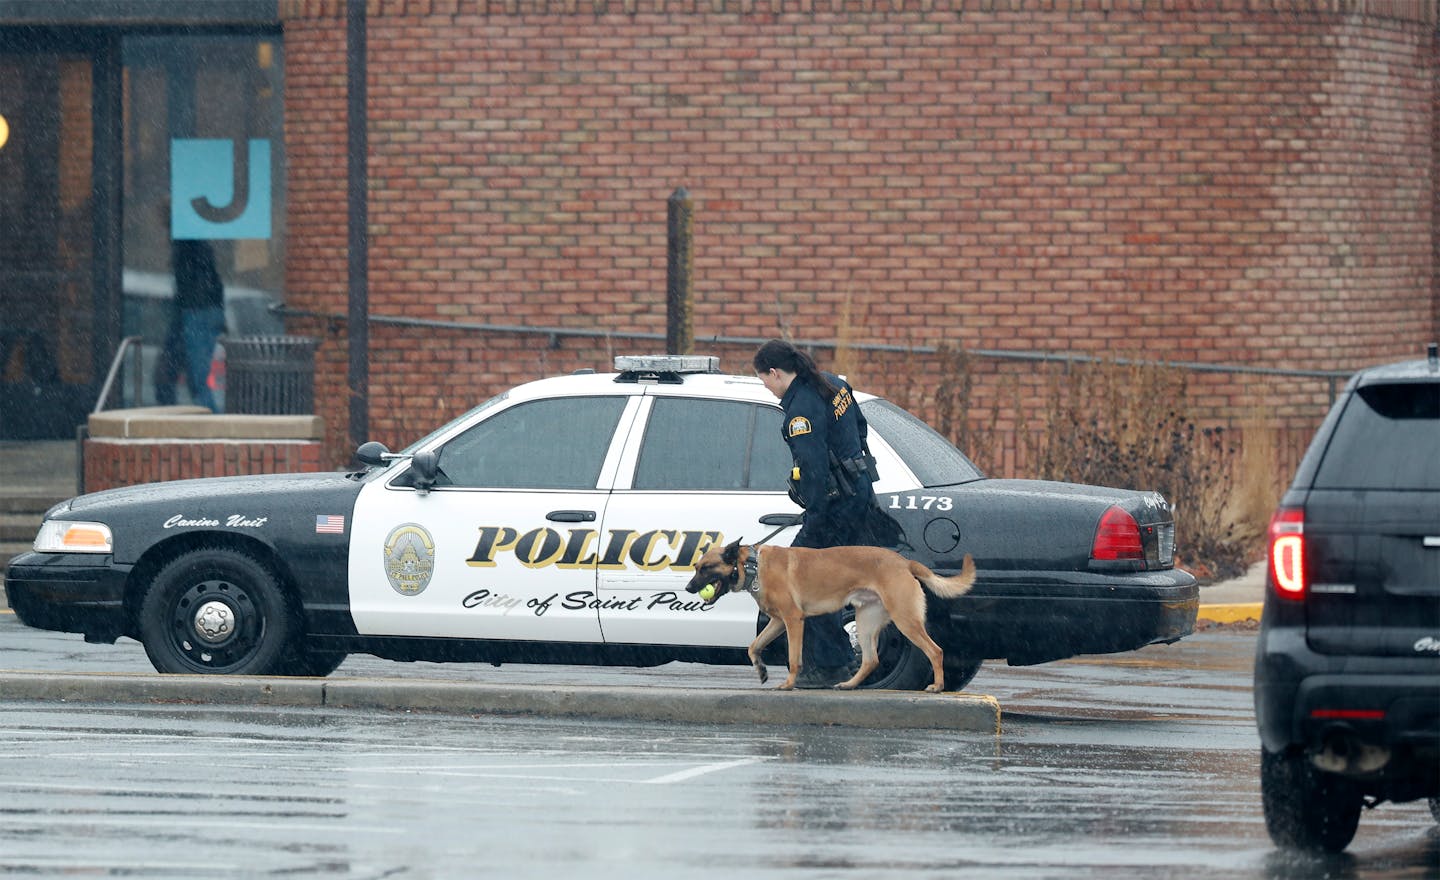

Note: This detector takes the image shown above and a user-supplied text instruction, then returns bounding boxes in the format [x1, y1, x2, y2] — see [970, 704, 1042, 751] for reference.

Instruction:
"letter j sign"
[170, 138, 272, 240]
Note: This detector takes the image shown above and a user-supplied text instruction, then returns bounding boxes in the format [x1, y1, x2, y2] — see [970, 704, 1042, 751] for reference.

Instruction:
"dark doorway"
[0, 41, 101, 439]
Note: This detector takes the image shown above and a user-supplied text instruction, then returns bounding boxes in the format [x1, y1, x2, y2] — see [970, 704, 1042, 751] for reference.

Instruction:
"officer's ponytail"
[753, 339, 841, 399]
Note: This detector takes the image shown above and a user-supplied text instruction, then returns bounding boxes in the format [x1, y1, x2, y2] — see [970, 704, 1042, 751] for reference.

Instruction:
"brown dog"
[685, 540, 976, 692]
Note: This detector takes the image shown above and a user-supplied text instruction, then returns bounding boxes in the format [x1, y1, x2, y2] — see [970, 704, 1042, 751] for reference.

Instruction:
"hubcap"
[192, 600, 235, 644]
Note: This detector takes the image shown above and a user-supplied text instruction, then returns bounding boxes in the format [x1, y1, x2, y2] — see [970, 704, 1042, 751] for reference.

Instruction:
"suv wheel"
[1261, 748, 1362, 853]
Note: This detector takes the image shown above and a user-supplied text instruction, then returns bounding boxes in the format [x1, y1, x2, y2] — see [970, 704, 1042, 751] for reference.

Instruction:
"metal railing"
[92, 335, 144, 415]
[79, 336, 145, 495]
[273, 304, 1354, 396]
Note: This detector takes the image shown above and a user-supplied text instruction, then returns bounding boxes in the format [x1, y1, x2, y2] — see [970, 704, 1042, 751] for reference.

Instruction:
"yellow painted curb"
[1198, 603, 1262, 624]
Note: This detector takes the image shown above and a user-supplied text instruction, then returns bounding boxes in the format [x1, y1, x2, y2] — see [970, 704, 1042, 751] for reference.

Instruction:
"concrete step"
[1, 540, 34, 583]
[0, 493, 68, 515]
[0, 513, 42, 543]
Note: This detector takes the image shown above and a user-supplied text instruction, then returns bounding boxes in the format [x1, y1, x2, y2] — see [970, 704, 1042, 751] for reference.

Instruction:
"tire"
[138, 548, 300, 676]
[276, 647, 348, 677]
[843, 613, 934, 691]
[1261, 747, 1363, 853]
[941, 654, 984, 692]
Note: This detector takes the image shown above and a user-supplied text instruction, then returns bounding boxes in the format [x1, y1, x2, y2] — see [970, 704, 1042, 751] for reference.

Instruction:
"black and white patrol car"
[6, 355, 1198, 690]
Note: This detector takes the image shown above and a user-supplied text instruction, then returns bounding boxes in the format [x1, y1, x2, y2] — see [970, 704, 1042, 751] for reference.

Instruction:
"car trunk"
[1305, 489, 1440, 656]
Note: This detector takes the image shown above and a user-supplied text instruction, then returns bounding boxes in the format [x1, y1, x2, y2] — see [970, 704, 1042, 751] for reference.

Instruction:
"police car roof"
[507, 367, 878, 409]
[506, 369, 776, 405]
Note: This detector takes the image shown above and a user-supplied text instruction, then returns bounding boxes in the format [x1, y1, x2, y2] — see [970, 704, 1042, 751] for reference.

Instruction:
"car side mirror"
[355, 441, 391, 467]
[410, 450, 439, 491]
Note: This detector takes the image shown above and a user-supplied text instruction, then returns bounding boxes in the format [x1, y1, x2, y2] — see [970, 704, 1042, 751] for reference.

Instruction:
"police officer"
[753, 339, 901, 688]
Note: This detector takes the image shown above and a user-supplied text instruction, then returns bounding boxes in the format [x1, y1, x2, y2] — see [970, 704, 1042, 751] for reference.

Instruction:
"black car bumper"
[4, 551, 132, 642]
[1255, 627, 1440, 799]
[936, 569, 1199, 665]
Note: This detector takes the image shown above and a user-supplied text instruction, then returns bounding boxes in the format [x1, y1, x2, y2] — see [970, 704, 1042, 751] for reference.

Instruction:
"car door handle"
[547, 510, 596, 523]
[759, 513, 802, 527]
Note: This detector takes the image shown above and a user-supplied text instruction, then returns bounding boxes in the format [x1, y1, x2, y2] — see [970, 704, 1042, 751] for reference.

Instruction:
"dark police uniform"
[779, 370, 885, 671]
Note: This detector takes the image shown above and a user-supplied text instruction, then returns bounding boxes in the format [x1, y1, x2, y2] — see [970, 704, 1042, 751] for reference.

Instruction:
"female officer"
[753, 339, 899, 688]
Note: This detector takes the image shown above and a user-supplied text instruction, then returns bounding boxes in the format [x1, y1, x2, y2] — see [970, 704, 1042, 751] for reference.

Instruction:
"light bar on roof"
[614, 355, 720, 374]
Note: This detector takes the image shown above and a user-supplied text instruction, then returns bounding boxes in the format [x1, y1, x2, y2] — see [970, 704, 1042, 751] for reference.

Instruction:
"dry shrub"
[1227, 416, 1285, 550]
[1000, 356, 1252, 581]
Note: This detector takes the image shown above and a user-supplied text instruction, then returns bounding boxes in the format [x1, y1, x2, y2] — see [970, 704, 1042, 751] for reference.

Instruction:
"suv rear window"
[1313, 383, 1440, 491]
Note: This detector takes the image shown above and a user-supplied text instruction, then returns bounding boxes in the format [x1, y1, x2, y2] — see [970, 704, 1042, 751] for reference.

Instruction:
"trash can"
[224, 335, 317, 415]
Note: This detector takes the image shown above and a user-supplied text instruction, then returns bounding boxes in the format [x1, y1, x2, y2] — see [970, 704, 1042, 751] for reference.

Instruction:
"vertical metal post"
[346, 0, 369, 448]
[666, 187, 693, 355]
[91, 34, 123, 409]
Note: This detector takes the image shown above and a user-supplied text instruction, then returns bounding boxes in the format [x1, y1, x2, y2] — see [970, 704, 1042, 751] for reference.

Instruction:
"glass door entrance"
[0, 46, 99, 439]
[0, 27, 284, 440]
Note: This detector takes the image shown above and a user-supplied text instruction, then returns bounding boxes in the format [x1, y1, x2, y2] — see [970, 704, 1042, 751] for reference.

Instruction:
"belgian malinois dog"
[685, 540, 977, 692]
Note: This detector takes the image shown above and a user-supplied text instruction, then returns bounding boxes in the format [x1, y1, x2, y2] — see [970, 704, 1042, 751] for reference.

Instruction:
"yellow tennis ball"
[698, 583, 717, 601]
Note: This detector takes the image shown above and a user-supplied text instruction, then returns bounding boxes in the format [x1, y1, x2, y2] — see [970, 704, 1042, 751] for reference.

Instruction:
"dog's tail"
[909, 553, 977, 599]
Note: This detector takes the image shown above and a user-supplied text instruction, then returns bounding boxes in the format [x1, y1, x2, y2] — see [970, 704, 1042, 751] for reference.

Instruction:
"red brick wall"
[84, 440, 324, 493]
[281, 0, 1437, 469]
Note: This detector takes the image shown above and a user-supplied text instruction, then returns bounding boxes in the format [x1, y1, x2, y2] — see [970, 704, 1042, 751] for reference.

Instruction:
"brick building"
[1, 0, 1435, 477]
[279, 0, 1438, 471]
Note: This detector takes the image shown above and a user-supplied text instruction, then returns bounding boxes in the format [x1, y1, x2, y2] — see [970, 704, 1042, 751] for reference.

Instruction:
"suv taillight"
[1092, 506, 1144, 562]
[1268, 507, 1306, 599]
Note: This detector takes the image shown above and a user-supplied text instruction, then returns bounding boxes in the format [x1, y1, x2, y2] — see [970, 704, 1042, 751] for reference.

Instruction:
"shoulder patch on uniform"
[787, 416, 813, 437]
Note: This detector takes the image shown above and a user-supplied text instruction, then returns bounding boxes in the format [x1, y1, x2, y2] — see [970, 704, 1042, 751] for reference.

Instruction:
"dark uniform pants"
[792, 493, 881, 669]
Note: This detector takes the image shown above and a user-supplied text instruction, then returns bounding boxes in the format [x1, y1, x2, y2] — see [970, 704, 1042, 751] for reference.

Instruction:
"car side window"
[436, 396, 627, 489]
[633, 398, 789, 491]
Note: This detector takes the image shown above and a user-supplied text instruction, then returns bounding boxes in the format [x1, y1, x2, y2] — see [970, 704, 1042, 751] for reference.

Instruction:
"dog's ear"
[721, 538, 742, 565]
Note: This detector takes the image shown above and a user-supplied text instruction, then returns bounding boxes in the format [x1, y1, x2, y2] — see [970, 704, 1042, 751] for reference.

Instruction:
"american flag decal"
[315, 515, 345, 534]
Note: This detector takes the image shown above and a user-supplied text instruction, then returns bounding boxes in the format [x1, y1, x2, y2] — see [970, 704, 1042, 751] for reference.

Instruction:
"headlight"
[34, 520, 114, 554]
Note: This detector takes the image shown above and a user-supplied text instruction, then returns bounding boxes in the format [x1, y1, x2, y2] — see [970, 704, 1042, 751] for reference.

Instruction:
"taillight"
[1092, 506, 1144, 561]
[1268, 507, 1305, 599]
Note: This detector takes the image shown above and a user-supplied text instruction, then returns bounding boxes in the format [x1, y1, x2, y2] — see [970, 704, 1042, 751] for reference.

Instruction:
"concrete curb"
[0, 671, 1002, 732]
[1196, 603, 1263, 625]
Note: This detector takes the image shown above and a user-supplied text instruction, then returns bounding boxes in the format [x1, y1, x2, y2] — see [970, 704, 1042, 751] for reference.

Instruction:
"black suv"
[1254, 343, 1440, 852]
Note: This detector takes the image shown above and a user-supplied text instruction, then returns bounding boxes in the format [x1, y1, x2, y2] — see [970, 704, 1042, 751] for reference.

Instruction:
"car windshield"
[397, 391, 511, 456]
[861, 398, 984, 486]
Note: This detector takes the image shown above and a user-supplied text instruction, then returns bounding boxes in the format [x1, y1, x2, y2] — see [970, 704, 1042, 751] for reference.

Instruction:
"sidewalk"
[1194, 560, 1266, 625]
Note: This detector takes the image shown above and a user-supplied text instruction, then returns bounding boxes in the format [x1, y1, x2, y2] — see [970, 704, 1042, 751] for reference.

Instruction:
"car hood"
[54, 472, 362, 518]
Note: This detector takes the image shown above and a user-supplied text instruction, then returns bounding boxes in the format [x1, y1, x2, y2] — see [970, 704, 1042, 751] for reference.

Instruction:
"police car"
[5, 355, 1198, 690]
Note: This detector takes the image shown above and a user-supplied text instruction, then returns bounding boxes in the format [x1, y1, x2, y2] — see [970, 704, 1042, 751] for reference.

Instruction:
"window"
[633, 398, 789, 491]
[121, 34, 286, 408]
[1314, 383, 1440, 492]
[861, 399, 984, 487]
[436, 396, 626, 489]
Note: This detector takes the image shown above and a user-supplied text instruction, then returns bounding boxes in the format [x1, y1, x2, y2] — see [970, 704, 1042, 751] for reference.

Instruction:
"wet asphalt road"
[1, 617, 1437, 878]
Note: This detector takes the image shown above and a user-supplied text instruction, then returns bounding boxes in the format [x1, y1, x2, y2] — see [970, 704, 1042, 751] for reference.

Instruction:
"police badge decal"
[384, 524, 436, 596]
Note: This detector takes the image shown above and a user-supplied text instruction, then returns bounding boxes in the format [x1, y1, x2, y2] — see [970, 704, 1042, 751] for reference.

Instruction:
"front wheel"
[138, 548, 299, 675]
[1260, 747, 1363, 853]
